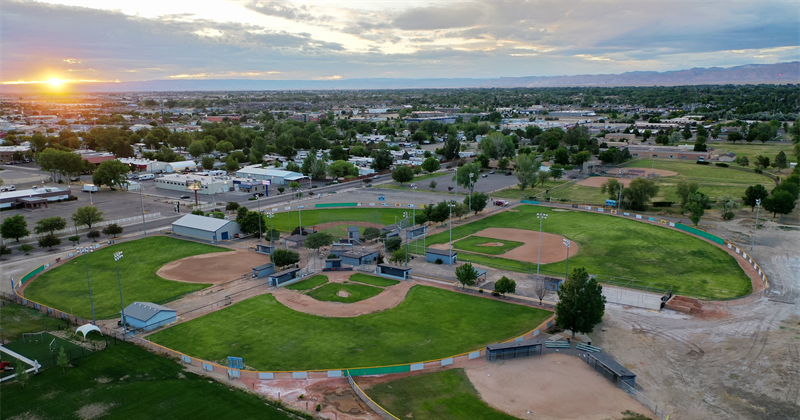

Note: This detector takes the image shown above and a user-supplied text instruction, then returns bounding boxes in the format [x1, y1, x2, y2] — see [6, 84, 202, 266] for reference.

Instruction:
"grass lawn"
[24, 237, 219, 320]
[548, 183, 610, 204]
[453, 235, 524, 255]
[410, 205, 751, 299]
[349, 273, 400, 287]
[365, 369, 519, 420]
[285, 275, 328, 290]
[0, 343, 300, 420]
[306, 282, 383, 303]
[492, 180, 568, 200]
[0, 302, 66, 342]
[270, 208, 407, 232]
[4, 332, 88, 370]
[149, 286, 551, 370]
[707, 141, 798, 161]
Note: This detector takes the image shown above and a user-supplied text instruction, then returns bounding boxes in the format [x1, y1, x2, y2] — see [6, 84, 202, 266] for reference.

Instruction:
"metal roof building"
[121, 302, 176, 331]
[171, 214, 241, 243]
[235, 165, 306, 185]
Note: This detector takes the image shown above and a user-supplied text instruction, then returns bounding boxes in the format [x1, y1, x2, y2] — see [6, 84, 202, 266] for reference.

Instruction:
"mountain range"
[3, 62, 798, 93]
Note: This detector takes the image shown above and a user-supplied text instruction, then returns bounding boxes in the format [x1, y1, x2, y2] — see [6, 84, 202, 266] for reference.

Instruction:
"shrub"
[19, 243, 35, 255]
[191, 209, 204, 215]
[722, 211, 735, 220]
[87, 230, 101, 242]
[435, 258, 443, 264]
[652, 201, 675, 207]
[316, 404, 321, 412]
[715, 162, 729, 167]
[696, 161, 711, 165]
[754, 168, 763, 174]
[491, 291, 501, 297]
[68, 235, 81, 245]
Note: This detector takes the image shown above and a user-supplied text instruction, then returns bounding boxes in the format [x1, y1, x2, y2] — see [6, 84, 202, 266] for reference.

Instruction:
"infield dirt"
[433, 227, 578, 264]
[157, 249, 269, 284]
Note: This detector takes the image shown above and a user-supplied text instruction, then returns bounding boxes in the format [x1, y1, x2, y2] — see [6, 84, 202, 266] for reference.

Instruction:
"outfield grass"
[492, 180, 568, 200]
[307, 283, 383, 303]
[149, 286, 551, 370]
[366, 369, 519, 420]
[453, 236, 524, 255]
[0, 303, 65, 342]
[271, 208, 408, 232]
[0, 343, 300, 420]
[285, 275, 328, 290]
[24, 237, 219, 320]
[349, 273, 400, 287]
[410, 205, 751, 298]
[707, 141, 798, 161]
[547, 183, 610, 204]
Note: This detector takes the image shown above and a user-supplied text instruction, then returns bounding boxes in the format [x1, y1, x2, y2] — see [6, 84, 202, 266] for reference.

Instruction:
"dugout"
[545, 277, 563, 291]
[376, 264, 411, 280]
[426, 248, 458, 265]
[121, 302, 176, 331]
[324, 258, 352, 271]
[486, 338, 544, 361]
[340, 249, 379, 266]
[284, 234, 306, 248]
[329, 243, 353, 256]
[588, 352, 637, 388]
[255, 244, 275, 255]
[269, 267, 302, 286]
[252, 263, 275, 278]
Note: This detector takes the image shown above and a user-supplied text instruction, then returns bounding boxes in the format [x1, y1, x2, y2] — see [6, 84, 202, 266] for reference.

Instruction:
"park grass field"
[349, 273, 400, 287]
[453, 235, 524, 255]
[707, 141, 798, 161]
[365, 369, 519, 420]
[148, 286, 551, 371]
[24, 237, 219, 320]
[307, 282, 383, 303]
[270, 208, 407, 232]
[547, 183, 610, 204]
[0, 342, 300, 420]
[285, 274, 328, 290]
[492, 180, 568, 200]
[0, 302, 65, 342]
[410, 205, 751, 299]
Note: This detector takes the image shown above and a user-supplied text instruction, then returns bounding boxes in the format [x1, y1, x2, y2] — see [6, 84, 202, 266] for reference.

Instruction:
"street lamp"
[536, 213, 548, 279]
[562, 239, 571, 280]
[750, 198, 761, 251]
[298, 190, 303, 235]
[187, 182, 201, 206]
[403, 211, 409, 267]
[448, 203, 456, 259]
[77, 247, 97, 325]
[114, 251, 126, 330]
[468, 172, 475, 216]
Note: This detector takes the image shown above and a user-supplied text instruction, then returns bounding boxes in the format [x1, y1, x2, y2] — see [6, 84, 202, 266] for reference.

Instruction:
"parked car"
[489, 170, 496, 174]
[481, 174, 488, 178]
[8, 185, 16, 191]
[179, 195, 190, 199]
[494, 200, 509, 206]
[505, 171, 513, 176]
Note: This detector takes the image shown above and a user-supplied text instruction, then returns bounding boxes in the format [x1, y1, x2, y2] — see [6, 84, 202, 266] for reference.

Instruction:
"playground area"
[434, 227, 578, 264]
[157, 249, 269, 284]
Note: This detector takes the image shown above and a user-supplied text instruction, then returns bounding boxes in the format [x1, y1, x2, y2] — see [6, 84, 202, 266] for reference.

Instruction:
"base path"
[434, 227, 578, 264]
[157, 249, 269, 284]
[273, 275, 417, 318]
[466, 354, 655, 420]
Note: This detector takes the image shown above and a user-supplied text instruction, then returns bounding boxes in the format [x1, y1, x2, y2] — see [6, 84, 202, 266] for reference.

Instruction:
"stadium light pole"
[298, 190, 303, 235]
[536, 213, 548, 279]
[266, 212, 275, 249]
[403, 211, 409, 267]
[256, 195, 262, 244]
[562, 239, 571, 280]
[750, 199, 761, 251]
[138, 183, 147, 235]
[77, 247, 97, 325]
[468, 172, 474, 217]
[448, 203, 456, 258]
[114, 251, 126, 330]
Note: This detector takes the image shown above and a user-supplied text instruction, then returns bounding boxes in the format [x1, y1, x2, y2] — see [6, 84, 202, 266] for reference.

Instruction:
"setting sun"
[47, 77, 65, 87]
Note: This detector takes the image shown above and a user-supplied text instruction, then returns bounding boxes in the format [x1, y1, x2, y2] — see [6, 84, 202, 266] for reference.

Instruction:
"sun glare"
[47, 77, 65, 87]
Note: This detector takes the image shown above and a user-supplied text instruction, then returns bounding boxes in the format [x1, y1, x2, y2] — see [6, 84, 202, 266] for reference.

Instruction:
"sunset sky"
[2, 0, 799, 85]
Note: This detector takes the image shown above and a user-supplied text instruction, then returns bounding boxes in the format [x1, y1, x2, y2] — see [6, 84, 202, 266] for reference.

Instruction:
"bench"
[576, 343, 602, 353]
[545, 341, 570, 349]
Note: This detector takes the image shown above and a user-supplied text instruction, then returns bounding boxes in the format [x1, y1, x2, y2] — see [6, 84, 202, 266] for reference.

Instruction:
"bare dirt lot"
[434, 227, 578, 264]
[157, 249, 269, 284]
[466, 354, 654, 420]
[273, 271, 416, 317]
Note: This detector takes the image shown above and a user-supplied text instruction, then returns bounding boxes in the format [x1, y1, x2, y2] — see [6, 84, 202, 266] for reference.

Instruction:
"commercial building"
[235, 165, 306, 186]
[171, 214, 241, 242]
[118, 157, 168, 173]
[626, 146, 711, 161]
[0, 187, 72, 210]
[154, 174, 232, 195]
[0, 145, 31, 162]
[165, 161, 198, 173]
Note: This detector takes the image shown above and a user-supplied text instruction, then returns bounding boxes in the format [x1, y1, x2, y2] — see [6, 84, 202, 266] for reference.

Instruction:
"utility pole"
[536, 213, 547, 279]
[78, 247, 97, 325]
[750, 199, 761, 251]
[562, 239, 571, 280]
[139, 183, 147, 235]
[114, 251, 126, 333]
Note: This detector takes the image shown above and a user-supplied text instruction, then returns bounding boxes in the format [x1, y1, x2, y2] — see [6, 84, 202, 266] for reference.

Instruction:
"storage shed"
[324, 258, 352, 271]
[339, 249, 379, 266]
[171, 214, 241, 243]
[121, 302, 176, 331]
[426, 248, 458, 265]
[376, 264, 411, 281]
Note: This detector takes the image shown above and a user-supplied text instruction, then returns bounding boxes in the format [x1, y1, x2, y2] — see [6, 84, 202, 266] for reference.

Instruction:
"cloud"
[391, 6, 481, 31]
[243, 0, 318, 22]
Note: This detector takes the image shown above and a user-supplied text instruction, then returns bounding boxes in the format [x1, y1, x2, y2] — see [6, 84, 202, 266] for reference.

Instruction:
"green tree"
[102, 223, 124, 238]
[464, 192, 489, 214]
[555, 267, 606, 339]
[87, 230, 101, 242]
[225, 156, 240, 172]
[71, 206, 104, 230]
[304, 232, 334, 252]
[389, 248, 408, 265]
[553, 147, 570, 165]
[215, 141, 234, 154]
[685, 192, 710, 226]
[622, 178, 659, 211]
[774, 151, 788, 172]
[676, 180, 699, 211]
[38, 233, 61, 250]
[201, 156, 216, 170]
[187, 141, 205, 158]
[363, 227, 381, 241]
[763, 190, 797, 217]
[93, 159, 130, 190]
[429, 180, 437, 191]
[330, 146, 348, 161]
[498, 157, 510, 171]
[455, 262, 478, 287]
[34, 216, 67, 235]
[328, 160, 358, 179]
[421, 157, 441, 173]
[454, 162, 482, 194]
[15, 358, 29, 388]
[0, 245, 12, 259]
[441, 134, 460, 160]
[1, 215, 30, 242]
[738, 156, 749, 167]
[754, 155, 770, 170]
[226, 201, 240, 212]
[599, 178, 622, 201]
[271, 248, 300, 268]
[494, 276, 516, 295]
[68, 235, 80, 245]
[720, 195, 739, 220]
[536, 170, 549, 188]
[742, 184, 769, 211]
[549, 165, 564, 181]
[301, 151, 328, 179]
[370, 149, 393, 171]
[571, 150, 591, 167]
[514, 153, 538, 196]
[391, 165, 415, 185]
[57, 346, 69, 374]
[385, 237, 402, 252]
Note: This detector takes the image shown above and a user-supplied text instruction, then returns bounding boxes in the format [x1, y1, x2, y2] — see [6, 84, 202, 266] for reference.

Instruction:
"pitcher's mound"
[157, 249, 270, 284]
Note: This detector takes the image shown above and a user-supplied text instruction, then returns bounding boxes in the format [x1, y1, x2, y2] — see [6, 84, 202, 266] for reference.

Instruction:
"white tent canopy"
[75, 324, 102, 338]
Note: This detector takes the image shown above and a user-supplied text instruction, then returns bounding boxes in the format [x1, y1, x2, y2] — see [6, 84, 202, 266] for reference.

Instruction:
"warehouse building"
[235, 165, 306, 186]
[154, 174, 231, 195]
[171, 214, 241, 242]
[165, 161, 198, 173]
